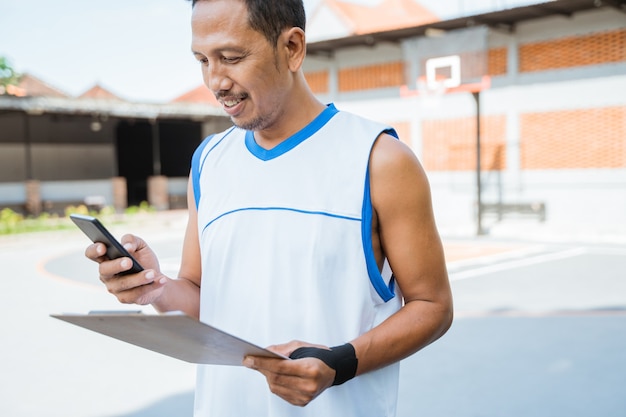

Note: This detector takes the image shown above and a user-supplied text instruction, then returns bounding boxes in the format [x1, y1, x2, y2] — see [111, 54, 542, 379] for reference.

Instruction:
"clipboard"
[51, 311, 286, 365]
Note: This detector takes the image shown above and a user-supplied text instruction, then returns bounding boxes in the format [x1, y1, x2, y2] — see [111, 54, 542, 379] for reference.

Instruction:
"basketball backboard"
[400, 26, 491, 98]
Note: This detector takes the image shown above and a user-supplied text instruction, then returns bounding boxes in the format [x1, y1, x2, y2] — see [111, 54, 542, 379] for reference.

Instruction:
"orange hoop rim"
[400, 76, 491, 98]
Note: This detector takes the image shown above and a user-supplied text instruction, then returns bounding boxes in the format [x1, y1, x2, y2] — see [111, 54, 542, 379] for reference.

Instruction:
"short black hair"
[188, 0, 306, 48]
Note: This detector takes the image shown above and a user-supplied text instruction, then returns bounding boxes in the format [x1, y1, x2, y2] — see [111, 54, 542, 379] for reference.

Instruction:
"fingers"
[265, 340, 328, 357]
[100, 267, 155, 292]
[82, 233, 166, 306]
[102, 270, 167, 305]
[84, 234, 145, 264]
[243, 355, 335, 407]
[119, 233, 146, 253]
[84, 241, 107, 263]
[83, 233, 151, 278]
[84, 241, 136, 279]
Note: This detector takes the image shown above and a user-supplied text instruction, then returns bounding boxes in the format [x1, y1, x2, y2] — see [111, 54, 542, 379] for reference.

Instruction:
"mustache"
[215, 91, 248, 101]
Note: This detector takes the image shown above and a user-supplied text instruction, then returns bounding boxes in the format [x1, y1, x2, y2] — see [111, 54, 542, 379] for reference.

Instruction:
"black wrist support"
[289, 343, 358, 386]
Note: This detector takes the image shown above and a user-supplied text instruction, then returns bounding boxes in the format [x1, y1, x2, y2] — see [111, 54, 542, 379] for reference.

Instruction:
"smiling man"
[85, 0, 453, 416]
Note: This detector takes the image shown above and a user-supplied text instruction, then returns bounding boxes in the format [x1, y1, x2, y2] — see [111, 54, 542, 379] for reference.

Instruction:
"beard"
[230, 101, 283, 133]
[231, 113, 271, 131]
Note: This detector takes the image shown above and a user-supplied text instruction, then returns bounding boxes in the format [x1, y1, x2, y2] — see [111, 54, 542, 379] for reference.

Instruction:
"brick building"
[1, 0, 624, 237]
[302, 0, 626, 236]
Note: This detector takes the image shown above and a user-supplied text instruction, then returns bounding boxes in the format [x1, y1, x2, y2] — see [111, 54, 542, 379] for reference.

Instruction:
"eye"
[193, 53, 209, 66]
[222, 55, 242, 64]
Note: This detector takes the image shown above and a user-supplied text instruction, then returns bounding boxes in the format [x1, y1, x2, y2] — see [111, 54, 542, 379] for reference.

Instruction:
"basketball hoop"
[416, 76, 447, 108]
[426, 55, 461, 90]
[399, 52, 491, 102]
[415, 54, 460, 108]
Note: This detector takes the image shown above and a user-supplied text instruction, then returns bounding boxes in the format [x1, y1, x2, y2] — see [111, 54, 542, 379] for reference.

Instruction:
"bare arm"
[86, 176, 202, 319]
[150, 177, 202, 318]
[351, 133, 453, 374]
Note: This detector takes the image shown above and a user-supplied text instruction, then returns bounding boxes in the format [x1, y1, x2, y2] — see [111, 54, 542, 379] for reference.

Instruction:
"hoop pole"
[473, 91, 485, 236]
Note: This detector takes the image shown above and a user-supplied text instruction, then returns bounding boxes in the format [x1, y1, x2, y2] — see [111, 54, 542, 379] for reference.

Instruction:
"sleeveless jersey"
[191, 104, 403, 417]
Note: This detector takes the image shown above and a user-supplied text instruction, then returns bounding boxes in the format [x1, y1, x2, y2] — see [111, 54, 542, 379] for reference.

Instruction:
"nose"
[203, 62, 232, 93]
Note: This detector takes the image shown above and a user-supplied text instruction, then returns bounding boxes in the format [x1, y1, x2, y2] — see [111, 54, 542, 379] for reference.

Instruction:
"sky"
[0, 0, 540, 103]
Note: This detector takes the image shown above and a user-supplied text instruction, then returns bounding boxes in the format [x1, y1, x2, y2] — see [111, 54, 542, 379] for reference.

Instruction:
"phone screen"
[70, 214, 144, 275]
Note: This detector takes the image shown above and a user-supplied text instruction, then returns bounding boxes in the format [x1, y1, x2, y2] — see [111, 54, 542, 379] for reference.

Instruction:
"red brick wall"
[390, 121, 411, 148]
[307, 28, 626, 88]
[302, 27, 626, 172]
[488, 47, 507, 76]
[304, 70, 329, 94]
[520, 107, 626, 169]
[519, 28, 626, 72]
[338, 61, 405, 92]
[422, 115, 507, 171]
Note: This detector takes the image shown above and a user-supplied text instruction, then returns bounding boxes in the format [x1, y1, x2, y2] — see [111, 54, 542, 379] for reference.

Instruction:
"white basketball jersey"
[191, 104, 403, 417]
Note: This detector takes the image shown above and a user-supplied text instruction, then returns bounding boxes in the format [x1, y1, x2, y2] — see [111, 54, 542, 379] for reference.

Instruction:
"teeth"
[223, 98, 241, 107]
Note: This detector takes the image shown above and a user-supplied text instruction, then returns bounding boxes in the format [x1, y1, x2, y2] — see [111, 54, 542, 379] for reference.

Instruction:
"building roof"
[8, 73, 69, 98]
[171, 84, 220, 107]
[0, 74, 225, 120]
[327, 0, 438, 34]
[0, 94, 226, 120]
[1, 76, 225, 120]
[78, 84, 124, 101]
[307, 0, 438, 42]
[307, 0, 626, 55]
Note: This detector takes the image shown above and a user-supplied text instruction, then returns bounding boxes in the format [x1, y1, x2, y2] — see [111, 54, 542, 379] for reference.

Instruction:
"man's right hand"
[85, 234, 168, 306]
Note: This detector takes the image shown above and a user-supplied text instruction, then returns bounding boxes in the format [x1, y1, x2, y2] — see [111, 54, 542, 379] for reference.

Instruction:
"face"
[191, 0, 291, 132]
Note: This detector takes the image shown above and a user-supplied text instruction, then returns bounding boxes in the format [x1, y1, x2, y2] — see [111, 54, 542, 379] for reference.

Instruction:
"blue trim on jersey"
[192, 127, 237, 209]
[202, 206, 360, 235]
[245, 104, 339, 161]
[385, 127, 399, 140]
[191, 136, 212, 209]
[361, 127, 399, 302]
[361, 168, 395, 303]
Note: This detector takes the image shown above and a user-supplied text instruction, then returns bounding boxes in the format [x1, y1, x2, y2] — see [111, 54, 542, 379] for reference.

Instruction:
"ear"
[281, 27, 306, 72]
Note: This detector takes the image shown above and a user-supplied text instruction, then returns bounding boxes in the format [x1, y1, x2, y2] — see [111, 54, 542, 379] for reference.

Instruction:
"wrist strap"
[289, 343, 358, 386]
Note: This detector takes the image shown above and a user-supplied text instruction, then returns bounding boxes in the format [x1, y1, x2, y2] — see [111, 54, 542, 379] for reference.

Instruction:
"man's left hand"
[243, 341, 335, 407]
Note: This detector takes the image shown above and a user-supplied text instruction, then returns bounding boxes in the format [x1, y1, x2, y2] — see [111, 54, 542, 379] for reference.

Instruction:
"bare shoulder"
[369, 132, 431, 209]
[369, 134, 448, 306]
[371, 132, 418, 160]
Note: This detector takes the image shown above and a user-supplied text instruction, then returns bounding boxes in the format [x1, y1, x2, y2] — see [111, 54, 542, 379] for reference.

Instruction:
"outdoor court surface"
[1, 211, 624, 417]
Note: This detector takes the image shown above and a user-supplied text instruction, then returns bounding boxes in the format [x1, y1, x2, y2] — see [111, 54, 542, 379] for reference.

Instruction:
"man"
[86, 0, 453, 415]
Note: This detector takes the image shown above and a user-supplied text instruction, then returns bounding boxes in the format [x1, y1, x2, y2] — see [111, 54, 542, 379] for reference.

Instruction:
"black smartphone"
[70, 214, 144, 275]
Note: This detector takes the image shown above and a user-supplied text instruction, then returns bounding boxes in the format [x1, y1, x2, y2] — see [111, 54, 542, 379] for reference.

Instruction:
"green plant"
[0, 208, 23, 234]
[0, 202, 160, 235]
[64, 204, 90, 217]
[0, 208, 68, 235]
[124, 201, 155, 215]
[0, 56, 21, 94]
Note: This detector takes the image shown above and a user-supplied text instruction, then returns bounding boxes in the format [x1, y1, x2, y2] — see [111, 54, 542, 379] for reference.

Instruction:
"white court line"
[449, 247, 588, 282]
[585, 246, 626, 256]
